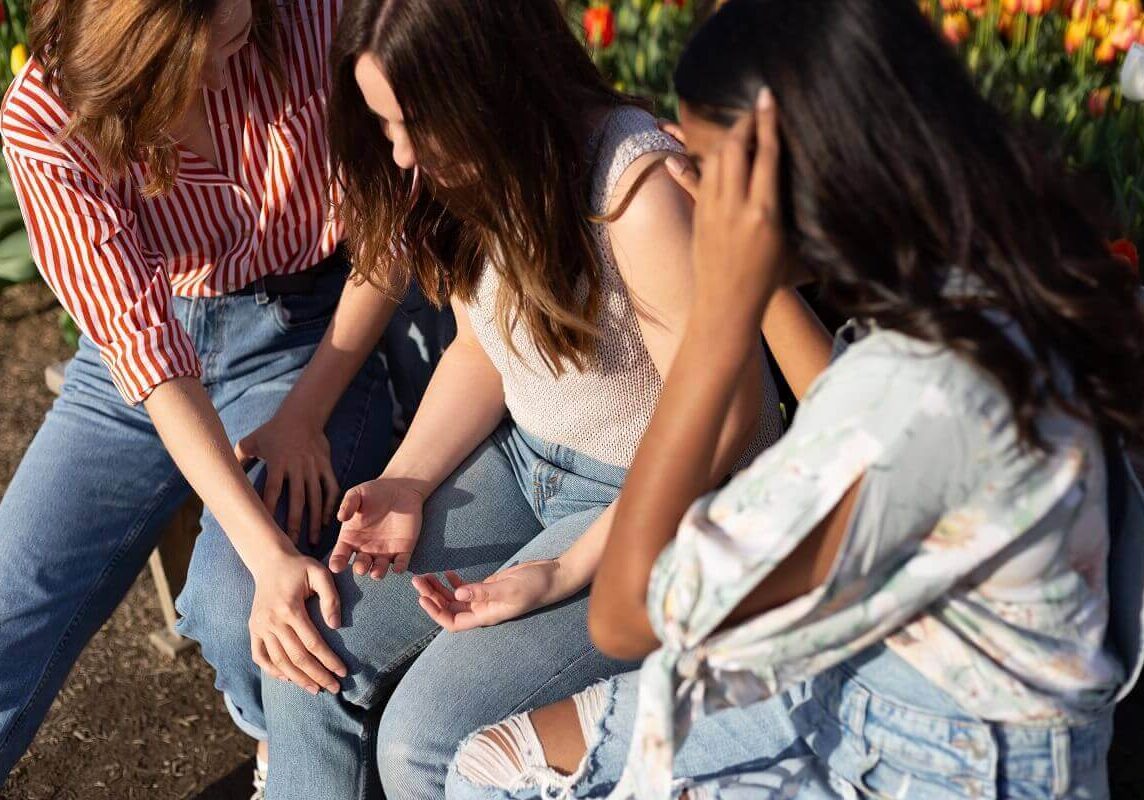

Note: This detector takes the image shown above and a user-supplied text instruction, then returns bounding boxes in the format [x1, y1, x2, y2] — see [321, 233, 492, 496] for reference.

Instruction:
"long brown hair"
[29, 0, 283, 196]
[331, 0, 641, 374]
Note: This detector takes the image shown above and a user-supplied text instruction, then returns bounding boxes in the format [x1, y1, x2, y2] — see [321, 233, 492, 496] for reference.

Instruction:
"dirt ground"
[1, 279, 1143, 799]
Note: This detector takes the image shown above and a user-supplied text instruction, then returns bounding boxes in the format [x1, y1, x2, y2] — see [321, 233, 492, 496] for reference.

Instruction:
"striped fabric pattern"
[0, 0, 343, 403]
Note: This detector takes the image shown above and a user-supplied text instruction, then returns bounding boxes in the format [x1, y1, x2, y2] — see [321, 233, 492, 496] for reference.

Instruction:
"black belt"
[234, 245, 349, 297]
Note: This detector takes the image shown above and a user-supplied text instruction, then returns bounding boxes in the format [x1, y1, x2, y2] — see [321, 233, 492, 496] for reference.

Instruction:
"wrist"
[378, 456, 439, 500]
[246, 533, 298, 578]
[275, 395, 332, 431]
[544, 557, 585, 605]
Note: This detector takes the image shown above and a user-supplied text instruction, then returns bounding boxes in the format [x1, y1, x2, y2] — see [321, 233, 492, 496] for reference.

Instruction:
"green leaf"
[0, 226, 35, 286]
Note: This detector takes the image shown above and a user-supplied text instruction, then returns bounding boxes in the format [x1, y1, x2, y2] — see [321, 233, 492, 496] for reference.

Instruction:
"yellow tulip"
[10, 43, 28, 75]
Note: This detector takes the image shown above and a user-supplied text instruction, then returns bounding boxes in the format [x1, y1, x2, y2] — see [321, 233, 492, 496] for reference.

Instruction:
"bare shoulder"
[605, 151, 692, 246]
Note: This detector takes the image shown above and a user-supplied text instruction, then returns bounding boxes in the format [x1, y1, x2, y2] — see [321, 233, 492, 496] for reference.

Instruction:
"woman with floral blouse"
[442, 0, 1144, 798]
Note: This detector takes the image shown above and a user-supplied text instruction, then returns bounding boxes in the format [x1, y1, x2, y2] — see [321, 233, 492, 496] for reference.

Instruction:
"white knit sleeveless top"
[464, 106, 785, 468]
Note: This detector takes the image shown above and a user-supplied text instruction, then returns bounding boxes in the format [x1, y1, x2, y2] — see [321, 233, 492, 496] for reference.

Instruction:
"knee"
[376, 694, 441, 795]
[175, 529, 253, 654]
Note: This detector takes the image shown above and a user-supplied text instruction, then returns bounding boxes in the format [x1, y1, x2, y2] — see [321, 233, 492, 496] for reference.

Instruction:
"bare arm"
[588, 94, 849, 658]
[147, 378, 348, 695]
[378, 299, 506, 493]
[275, 276, 398, 426]
[543, 157, 764, 602]
[234, 276, 399, 542]
[762, 288, 832, 400]
[329, 299, 507, 576]
[146, 378, 294, 568]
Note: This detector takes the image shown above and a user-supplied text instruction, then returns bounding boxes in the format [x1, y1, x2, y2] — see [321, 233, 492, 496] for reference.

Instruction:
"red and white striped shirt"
[1, 0, 344, 404]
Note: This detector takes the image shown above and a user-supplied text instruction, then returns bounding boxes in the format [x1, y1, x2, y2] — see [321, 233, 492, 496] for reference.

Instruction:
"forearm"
[761, 288, 832, 400]
[145, 378, 292, 568]
[380, 336, 506, 495]
[590, 307, 763, 657]
[278, 278, 398, 426]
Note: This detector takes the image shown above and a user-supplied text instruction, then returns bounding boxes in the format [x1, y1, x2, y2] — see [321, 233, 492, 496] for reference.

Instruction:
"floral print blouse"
[610, 321, 1136, 800]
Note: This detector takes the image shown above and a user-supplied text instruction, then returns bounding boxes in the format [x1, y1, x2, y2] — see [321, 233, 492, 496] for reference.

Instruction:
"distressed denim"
[446, 646, 1115, 799]
[262, 423, 637, 800]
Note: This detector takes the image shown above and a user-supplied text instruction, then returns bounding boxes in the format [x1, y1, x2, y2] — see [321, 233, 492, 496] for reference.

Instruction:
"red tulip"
[1088, 86, 1112, 115]
[583, 5, 616, 49]
[1111, 238, 1140, 277]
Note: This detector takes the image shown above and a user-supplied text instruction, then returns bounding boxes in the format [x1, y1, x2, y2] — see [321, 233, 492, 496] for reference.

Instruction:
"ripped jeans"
[446, 646, 1114, 799]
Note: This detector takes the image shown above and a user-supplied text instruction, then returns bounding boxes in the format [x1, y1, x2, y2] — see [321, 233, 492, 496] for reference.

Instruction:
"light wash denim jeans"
[262, 423, 638, 800]
[446, 645, 1114, 799]
[0, 262, 449, 778]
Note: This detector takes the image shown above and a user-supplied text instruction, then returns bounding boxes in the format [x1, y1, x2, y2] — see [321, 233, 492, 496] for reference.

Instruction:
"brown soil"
[0, 280, 1142, 799]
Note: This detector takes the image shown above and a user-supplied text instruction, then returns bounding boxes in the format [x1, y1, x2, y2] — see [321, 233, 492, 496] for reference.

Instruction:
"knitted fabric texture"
[464, 106, 785, 468]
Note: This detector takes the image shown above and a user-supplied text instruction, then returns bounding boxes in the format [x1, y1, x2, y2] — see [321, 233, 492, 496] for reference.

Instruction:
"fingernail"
[665, 155, 686, 176]
[327, 615, 339, 629]
[309, 686, 319, 696]
[757, 87, 773, 111]
[455, 588, 472, 601]
[336, 668, 347, 678]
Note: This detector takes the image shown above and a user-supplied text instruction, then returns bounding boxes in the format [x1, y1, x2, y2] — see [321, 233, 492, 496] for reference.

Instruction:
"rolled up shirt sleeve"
[4, 148, 201, 404]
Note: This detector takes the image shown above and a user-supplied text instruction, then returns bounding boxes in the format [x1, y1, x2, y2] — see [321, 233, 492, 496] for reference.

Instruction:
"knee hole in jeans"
[454, 682, 611, 796]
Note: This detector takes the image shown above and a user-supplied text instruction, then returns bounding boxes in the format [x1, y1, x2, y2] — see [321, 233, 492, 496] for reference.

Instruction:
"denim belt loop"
[1050, 726, 1071, 798]
[252, 278, 271, 305]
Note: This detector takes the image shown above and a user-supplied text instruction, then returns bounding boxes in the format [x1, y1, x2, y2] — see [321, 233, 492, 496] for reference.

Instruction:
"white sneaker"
[251, 759, 268, 800]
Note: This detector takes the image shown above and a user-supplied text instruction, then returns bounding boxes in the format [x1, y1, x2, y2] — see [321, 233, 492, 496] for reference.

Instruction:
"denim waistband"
[797, 647, 1114, 797]
[512, 424, 627, 489]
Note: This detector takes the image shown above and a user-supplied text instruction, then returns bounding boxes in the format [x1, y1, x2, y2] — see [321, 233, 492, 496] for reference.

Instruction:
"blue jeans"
[262, 423, 638, 800]
[446, 645, 1114, 799]
[0, 264, 446, 777]
[174, 274, 453, 743]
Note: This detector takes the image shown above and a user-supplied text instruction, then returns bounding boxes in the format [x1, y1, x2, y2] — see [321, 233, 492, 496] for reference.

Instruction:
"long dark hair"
[330, 0, 639, 373]
[676, 0, 1144, 448]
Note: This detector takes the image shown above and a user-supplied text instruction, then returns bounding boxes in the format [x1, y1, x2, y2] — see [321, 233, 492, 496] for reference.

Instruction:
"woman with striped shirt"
[0, 0, 449, 793]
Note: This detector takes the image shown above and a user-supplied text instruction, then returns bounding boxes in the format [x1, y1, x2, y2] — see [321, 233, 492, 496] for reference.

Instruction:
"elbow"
[588, 584, 660, 661]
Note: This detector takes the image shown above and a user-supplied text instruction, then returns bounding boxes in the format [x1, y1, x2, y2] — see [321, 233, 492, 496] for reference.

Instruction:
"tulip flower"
[1088, 85, 1113, 114]
[1122, 42, 1144, 98]
[1095, 36, 1118, 61]
[1111, 238, 1140, 277]
[1066, 18, 1091, 52]
[943, 11, 972, 44]
[10, 44, 27, 75]
[583, 5, 616, 49]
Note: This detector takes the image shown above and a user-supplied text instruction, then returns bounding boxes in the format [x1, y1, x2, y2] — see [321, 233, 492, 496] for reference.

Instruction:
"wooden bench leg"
[147, 498, 203, 659]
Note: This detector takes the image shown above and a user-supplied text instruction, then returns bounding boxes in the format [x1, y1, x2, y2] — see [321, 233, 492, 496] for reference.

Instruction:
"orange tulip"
[1112, 17, 1142, 49]
[1112, 0, 1141, 21]
[943, 11, 972, 44]
[1095, 36, 1118, 61]
[1023, 0, 1056, 13]
[1066, 18, 1091, 51]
